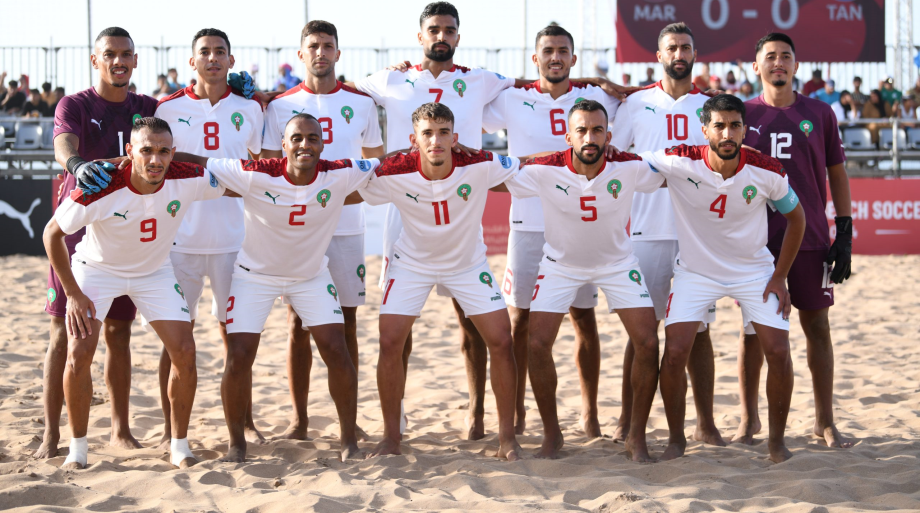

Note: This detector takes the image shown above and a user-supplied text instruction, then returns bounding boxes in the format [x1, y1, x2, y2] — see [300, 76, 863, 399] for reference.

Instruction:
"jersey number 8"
[204, 122, 220, 150]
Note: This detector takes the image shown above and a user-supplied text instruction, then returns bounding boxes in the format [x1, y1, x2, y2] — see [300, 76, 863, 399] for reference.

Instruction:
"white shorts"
[72, 260, 189, 324]
[531, 258, 653, 314]
[378, 204, 402, 290]
[380, 260, 506, 317]
[325, 235, 366, 308]
[634, 240, 714, 331]
[169, 251, 237, 322]
[503, 230, 597, 310]
[226, 267, 343, 334]
[665, 268, 790, 332]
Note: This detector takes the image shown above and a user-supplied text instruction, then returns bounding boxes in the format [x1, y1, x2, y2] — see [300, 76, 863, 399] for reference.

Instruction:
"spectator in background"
[1, 79, 26, 114]
[708, 74, 722, 92]
[693, 63, 710, 91]
[249, 64, 261, 91]
[802, 69, 825, 97]
[621, 73, 631, 86]
[152, 74, 171, 99]
[832, 91, 859, 124]
[908, 77, 920, 101]
[735, 81, 758, 101]
[274, 63, 301, 91]
[851, 76, 868, 106]
[638, 66, 655, 87]
[166, 68, 183, 93]
[595, 59, 609, 79]
[128, 82, 137, 94]
[863, 89, 892, 145]
[49, 86, 64, 113]
[41, 82, 54, 105]
[813, 79, 841, 105]
[21, 88, 49, 117]
[881, 77, 902, 107]
[898, 95, 917, 127]
[723, 70, 739, 93]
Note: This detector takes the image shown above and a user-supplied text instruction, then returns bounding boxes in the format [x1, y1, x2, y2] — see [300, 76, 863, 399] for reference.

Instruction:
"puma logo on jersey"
[645, 106, 657, 114]
[178, 117, 192, 126]
[406, 192, 420, 203]
[555, 185, 570, 195]
[523, 101, 536, 110]
[686, 178, 702, 189]
[749, 125, 762, 135]
[0, 198, 41, 239]
[90, 119, 102, 130]
[54, 123, 63, 129]
[265, 191, 280, 204]
[113, 210, 128, 220]
[292, 109, 304, 115]
[406, 79, 417, 88]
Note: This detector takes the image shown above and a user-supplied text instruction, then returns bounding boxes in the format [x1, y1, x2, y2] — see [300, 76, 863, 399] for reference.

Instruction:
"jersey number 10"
[666, 114, 689, 141]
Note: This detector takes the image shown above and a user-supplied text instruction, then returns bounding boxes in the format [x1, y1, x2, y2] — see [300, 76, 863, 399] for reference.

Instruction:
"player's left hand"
[826, 216, 853, 283]
[604, 144, 619, 160]
[95, 156, 131, 170]
[703, 89, 725, 98]
[763, 275, 791, 319]
[388, 61, 412, 72]
[73, 161, 115, 194]
[253, 90, 279, 106]
[596, 79, 639, 101]
[451, 141, 480, 157]
[228, 71, 257, 99]
[741, 144, 761, 153]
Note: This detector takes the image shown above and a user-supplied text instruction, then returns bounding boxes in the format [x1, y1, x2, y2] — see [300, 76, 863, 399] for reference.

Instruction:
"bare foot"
[176, 457, 198, 469]
[625, 435, 657, 463]
[815, 423, 854, 448]
[465, 413, 485, 441]
[245, 424, 267, 445]
[535, 434, 564, 459]
[274, 421, 309, 441]
[109, 432, 142, 450]
[611, 423, 628, 442]
[768, 441, 793, 463]
[355, 425, 370, 442]
[731, 417, 762, 445]
[580, 416, 602, 439]
[340, 443, 364, 461]
[157, 433, 171, 452]
[367, 437, 401, 458]
[514, 415, 526, 436]
[498, 439, 524, 461]
[219, 445, 246, 463]
[660, 439, 687, 461]
[61, 462, 85, 470]
[692, 425, 727, 447]
[33, 432, 59, 459]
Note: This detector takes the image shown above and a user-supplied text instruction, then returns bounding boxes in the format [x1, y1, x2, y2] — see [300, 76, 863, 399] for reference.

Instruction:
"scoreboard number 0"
[701, 0, 798, 31]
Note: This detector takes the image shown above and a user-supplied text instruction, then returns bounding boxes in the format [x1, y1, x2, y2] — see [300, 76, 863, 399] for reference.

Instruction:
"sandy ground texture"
[0, 254, 918, 512]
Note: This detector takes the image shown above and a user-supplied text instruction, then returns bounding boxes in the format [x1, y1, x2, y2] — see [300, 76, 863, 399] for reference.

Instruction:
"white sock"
[63, 436, 88, 468]
[170, 438, 197, 466]
[400, 400, 407, 434]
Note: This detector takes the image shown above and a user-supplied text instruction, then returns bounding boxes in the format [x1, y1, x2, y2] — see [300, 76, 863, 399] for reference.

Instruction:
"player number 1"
[118, 131, 124, 156]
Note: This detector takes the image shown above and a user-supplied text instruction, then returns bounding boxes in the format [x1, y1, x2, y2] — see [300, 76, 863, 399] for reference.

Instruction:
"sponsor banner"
[0, 178, 53, 256]
[827, 178, 920, 254]
[616, 0, 885, 63]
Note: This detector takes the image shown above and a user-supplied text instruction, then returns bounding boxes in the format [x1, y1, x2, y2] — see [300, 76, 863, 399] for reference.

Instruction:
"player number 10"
[666, 114, 688, 141]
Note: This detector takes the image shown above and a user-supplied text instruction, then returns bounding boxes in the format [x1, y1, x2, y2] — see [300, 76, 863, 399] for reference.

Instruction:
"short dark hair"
[420, 2, 459, 27]
[95, 27, 132, 44]
[302, 20, 339, 47]
[854, 76, 862, 83]
[29, 89, 40, 95]
[568, 99, 608, 124]
[8, 80, 17, 88]
[132, 116, 172, 136]
[658, 22, 694, 47]
[192, 28, 231, 54]
[535, 24, 574, 51]
[412, 102, 454, 127]
[41, 82, 51, 92]
[754, 32, 796, 57]
[700, 94, 746, 125]
[284, 113, 320, 134]
[54, 87, 65, 94]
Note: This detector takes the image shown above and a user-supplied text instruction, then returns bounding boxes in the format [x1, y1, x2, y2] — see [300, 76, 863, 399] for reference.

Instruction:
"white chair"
[13, 122, 42, 150]
[40, 120, 55, 149]
[879, 128, 907, 150]
[908, 128, 920, 150]
[842, 127, 873, 150]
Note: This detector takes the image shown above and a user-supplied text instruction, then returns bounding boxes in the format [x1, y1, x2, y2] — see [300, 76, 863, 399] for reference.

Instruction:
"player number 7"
[429, 88, 443, 103]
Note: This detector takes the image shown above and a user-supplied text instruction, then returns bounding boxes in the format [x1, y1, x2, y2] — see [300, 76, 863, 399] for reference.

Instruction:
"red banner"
[827, 178, 920, 255]
[616, 0, 885, 63]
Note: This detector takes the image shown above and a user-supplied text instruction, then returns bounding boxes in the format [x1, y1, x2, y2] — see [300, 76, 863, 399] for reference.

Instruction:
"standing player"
[482, 24, 621, 437]
[495, 100, 663, 462]
[736, 33, 853, 448]
[43, 117, 227, 469]
[609, 22, 723, 446]
[36, 27, 158, 459]
[358, 103, 522, 460]
[261, 21, 384, 440]
[173, 114, 376, 463]
[153, 28, 265, 449]
[643, 95, 805, 463]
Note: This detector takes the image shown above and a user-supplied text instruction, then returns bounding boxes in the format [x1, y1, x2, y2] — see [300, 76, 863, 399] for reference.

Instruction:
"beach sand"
[0, 254, 918, 512]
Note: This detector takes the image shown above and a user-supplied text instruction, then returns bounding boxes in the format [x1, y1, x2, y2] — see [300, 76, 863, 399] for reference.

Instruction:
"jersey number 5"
[580, 196, 597, 222]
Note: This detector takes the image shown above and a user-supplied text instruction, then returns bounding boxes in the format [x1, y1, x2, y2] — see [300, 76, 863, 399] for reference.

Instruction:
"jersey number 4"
[709, 194, 727, 218]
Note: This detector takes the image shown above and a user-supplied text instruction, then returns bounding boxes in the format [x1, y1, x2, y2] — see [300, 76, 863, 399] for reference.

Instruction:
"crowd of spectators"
[0, 72, 64, 118]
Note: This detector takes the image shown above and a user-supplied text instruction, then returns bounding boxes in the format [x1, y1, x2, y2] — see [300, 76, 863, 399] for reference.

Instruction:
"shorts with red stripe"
[380, 260, 505, 317]
[45, 238, 136, 321]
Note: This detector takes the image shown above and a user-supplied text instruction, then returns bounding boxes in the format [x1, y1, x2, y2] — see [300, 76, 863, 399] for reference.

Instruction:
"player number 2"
[550, 109, 566, 135]
[289, 204, 307, 225]
[204, 122, 220, 150]
[140, 218, 157, 242]
[432, 200, 450, 225]
[318, 117, 333, 144]
[226, 296, 235, 324]
[666, 114, 688, 141]
[580, 196, 597, 222]
[709, 194, 727, 218]
[770, 132, 792, 159]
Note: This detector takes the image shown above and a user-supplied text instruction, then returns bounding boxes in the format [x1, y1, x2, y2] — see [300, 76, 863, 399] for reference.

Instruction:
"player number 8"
[204, 122, 220, 150]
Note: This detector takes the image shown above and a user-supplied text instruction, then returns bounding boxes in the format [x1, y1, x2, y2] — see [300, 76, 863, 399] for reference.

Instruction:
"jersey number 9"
[140, 218, 157, 242]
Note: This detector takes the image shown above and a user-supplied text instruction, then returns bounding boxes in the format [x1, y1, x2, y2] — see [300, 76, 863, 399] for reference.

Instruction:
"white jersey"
[205, 157, 379, 281]
[505, 149, 661, 270]
[642, 145, 794, 284]
[263, 81, 383, 236]
[359, 151, 519, 273]
[154, 86, 263, 254]
[610, 82, 708, 242]
[55, 162, 225, 278]
[355, 65, 516, 151]
[483, 81, 621, 232]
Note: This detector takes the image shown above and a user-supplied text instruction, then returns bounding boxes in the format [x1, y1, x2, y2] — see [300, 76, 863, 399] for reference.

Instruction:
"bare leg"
[617, 307, 660, 463]
[508, 306, 529, 435]
[454, 299, 487, 440]
[341, 306, 368, 441]
[307, 323, 361, 461]
[149, 320, 199, 468]
[157, 345, 172, 450]
[528, 311, 567, 459]
[369, 314, 415, 458]
[659, 321, 700, 461]
[35, 317, 68, 459]
[613, 337, 637, 442]
[570, 307, 601, 439]
[687, 327, 726, 447]
[799, 309, 853, 448]
[61, 320, 103, 470]
[733, 329, 763, 445]
[278, 306, 312, 440]
[220, 331, 260, 463]
[102, 318, 140, 450]
[751, 323, 794, 463]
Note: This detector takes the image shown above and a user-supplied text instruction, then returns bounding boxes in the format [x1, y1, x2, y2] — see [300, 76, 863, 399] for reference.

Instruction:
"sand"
[0, 253, 918, 512]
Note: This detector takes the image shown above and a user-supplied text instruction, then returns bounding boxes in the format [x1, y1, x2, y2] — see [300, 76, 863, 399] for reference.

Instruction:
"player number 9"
[140, 218, 157, 242]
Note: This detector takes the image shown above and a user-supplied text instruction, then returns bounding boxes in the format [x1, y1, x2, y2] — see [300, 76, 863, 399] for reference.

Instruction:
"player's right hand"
[763, 275, 791, 320]
[66, 290, 97, 339]
[388, 60, 412, 72]
[95, 156, 131, 170]
[74, 161, 115, 194]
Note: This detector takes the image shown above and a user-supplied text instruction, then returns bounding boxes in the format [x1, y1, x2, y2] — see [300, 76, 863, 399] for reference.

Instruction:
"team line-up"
[36, 1, 854, 470]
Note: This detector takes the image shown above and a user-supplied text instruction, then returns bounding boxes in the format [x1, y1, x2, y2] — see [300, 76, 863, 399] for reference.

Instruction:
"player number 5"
[580, 196, 597, 222]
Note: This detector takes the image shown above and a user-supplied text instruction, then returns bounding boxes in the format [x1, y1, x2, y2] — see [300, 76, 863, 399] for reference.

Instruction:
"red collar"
[702, 146, 748, 176]
[279, 157, 320, 186]
[125, 165, 166, 195]
[533, 81, 574, 94]
[654, 80, 702, 95]
[413, 64, 459, 73]
[183, 84, 231, 101]
[299, 80, 344, 95]
[563, 148, 606, 176]
[415, 151, 456, 180]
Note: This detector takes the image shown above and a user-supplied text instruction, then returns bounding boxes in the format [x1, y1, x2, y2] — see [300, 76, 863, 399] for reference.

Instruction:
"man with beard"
[36, 27, 158, 459]
[261, 20, 384, 442]
[736, 32, 853, 449]
[492, 100, 663, 461]
[482, 24, 622, 438]
[643, 94, 805, 464]
[609, 22, 723, 447]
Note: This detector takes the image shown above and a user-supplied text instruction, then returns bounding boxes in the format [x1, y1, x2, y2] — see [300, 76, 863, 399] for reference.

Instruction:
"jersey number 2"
[289, 205, 307, 225]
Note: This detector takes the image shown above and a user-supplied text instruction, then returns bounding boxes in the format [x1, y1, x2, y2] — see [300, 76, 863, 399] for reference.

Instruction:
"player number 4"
[709, 194, 727, 218]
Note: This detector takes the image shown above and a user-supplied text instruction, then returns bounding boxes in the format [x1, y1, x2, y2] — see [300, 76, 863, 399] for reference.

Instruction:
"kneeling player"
[642, 95, 805, 463]
[42, 117, 227, 469]
[494, 100, 663, 461]
[174, 114, 377, 463]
